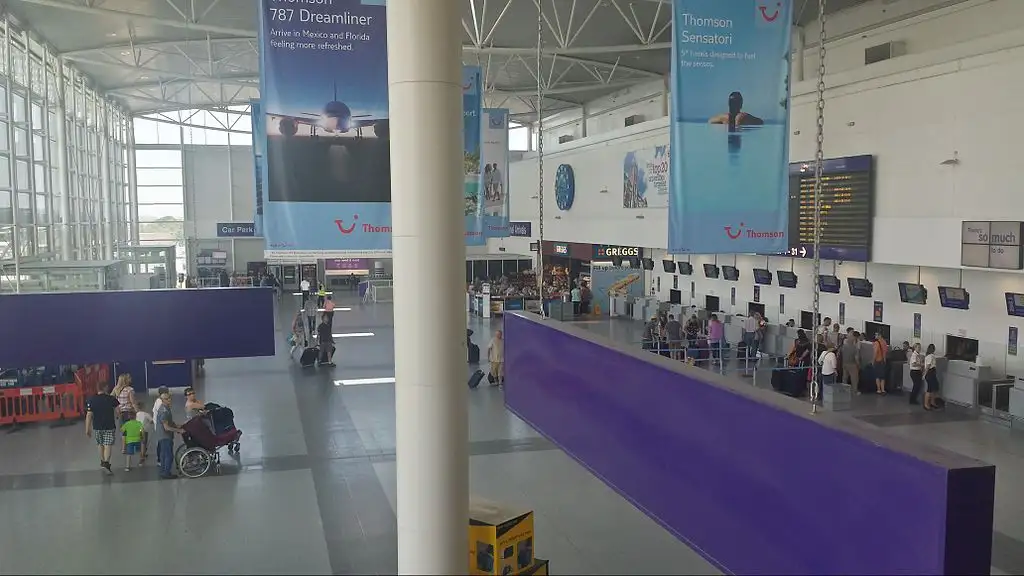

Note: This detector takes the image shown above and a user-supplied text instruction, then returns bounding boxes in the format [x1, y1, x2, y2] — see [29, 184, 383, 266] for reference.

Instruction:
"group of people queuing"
[642, 311, 763, 366]
[84, 374, 209, 479]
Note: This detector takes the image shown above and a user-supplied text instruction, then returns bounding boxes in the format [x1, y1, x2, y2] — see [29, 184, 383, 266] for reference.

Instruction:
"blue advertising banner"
[482, 108, 510, 237]
[250, 99, 265, 238]
[463, 67, 485, 245]
[668, 0, 793, 255]
[217, 222, 257, 238]
[258, 0, 390, 258]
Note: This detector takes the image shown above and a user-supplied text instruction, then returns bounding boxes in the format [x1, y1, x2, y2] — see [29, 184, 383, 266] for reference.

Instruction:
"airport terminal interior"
[5, 0, 1024, 574]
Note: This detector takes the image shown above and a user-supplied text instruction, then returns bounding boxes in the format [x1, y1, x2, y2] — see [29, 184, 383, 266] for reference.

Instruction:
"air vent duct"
[624, 114, 645, 127]
[864, 41, 906, 65]
[558, 135, 574, 144]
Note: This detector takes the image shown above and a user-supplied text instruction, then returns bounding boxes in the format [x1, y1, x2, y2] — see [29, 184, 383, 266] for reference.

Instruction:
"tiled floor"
[3, 300, 1024, 574]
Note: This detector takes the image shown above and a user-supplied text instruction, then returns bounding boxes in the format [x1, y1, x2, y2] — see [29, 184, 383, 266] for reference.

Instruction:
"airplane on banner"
[270, 82, 388, 140]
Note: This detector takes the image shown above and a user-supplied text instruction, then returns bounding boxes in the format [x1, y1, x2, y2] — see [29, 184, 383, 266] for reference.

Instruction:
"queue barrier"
[75, 363, 111, 401]
[0, 382, 84, 428]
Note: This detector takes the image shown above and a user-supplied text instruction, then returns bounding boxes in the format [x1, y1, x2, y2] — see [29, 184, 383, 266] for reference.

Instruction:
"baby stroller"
[175, 402, 242, 479]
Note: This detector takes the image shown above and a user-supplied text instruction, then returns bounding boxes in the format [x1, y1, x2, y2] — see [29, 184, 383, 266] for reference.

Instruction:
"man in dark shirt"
[317, 314, 335, 367]
[85, 382, 120, 475]
[665, 314, 684, 360]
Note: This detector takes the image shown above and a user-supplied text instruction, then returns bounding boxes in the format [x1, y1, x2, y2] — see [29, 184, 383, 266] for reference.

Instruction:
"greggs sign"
[594, 245, 641, 259]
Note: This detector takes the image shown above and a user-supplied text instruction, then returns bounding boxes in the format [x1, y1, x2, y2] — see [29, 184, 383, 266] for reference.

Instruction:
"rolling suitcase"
[468, 343, 481, 364]
[468, 369, 485, 389]
[299, 346, 319, 368]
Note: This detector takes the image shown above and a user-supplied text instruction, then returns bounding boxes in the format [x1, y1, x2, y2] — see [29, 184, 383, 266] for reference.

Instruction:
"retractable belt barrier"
[0, 382, 84, 427]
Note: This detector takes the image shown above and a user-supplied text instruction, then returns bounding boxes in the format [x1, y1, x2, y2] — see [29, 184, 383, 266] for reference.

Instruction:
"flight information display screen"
[782, 155, 874, 262]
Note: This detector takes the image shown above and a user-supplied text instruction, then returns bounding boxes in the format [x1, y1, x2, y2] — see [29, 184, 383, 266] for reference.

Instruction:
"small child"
[135, 403, 154, 465]
[121, 412, 145, 472]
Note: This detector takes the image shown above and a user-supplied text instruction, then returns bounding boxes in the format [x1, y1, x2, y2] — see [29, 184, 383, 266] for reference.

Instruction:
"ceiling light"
[107, 32, 118, 37]
[120, 51, 130, 56]
[139, 75, 149, 80]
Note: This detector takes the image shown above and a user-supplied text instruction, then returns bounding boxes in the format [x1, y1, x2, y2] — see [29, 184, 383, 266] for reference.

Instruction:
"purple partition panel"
[504, 313, 994, 575]
[0, 288, 276, 366]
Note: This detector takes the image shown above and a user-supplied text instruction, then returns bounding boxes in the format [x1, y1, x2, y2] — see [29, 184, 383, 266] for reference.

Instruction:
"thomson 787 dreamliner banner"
[463, 66, 485, 245]
[258, 0, 391, 258]
[482, 109, 510, 238]
[668, 0, 793, 255]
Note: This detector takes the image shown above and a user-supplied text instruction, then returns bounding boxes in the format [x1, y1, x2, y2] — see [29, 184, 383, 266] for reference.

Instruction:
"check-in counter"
[940, 359, 981, 408]
[1007, 376, 1024, 424]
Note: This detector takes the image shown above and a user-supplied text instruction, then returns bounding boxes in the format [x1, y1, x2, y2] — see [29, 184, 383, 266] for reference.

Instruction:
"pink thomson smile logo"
[724, 222, 784, 240]
[759, 2, 781, 22]
[334, 215, 392, 235]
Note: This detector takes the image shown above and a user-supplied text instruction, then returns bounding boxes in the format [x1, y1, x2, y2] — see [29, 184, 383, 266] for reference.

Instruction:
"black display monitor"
[1006, 292, 1024, 317]
[641, 258, 655, 271]
[752, 268, 772, 285]
[703, 264, 720, 279]
[748, 302, 765, 317]
[898, 282, 928, 305]
[705, 294, 720, 312]
[722, 265, 739, 281]
[669, 289, 682, 304]
[847, 277, 874, 298]
[777, 270, 798, 288]
[677, 262, 694, 275]
[818, 275, 841, 294]
[662, 260, 676, 273]
[864, 321, 890, 342]
[938, 286, 969, 310]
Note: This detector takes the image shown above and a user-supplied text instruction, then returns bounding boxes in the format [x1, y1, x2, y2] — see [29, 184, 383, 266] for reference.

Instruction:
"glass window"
[17, 227, 33, 257]
[138, 220, 184, 242]
[33, 163, 45, 193]
[137, 185, 183, 204]
[30, 102, 43, 130]
[134, 148, 182, 168]
[32, 133, 44, 159]
[15, 160, 29, 191]
[228, 131, 251, 146]
[509, 126, 530, 151]
[13, 127, 27, 157]
[138, 203, 184, 222]
[136, 168, 182, 186]
[157, 121, 182, 145]
[203, 128, 230, 145]
[0, 85, 7, 115]
[133, 118, 160, 145]
[17, 192, 33, 223]
[36, 226, 49, 252]
[35, 193, 47, 223]
[0, 122, 8, 151]
[12, 93, 26, 124]
[0, 191, 11, 224]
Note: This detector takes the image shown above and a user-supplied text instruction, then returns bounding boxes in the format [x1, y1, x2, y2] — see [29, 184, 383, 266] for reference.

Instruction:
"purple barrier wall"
[504, 312, 994, 575]
[0, 288, 276, 366]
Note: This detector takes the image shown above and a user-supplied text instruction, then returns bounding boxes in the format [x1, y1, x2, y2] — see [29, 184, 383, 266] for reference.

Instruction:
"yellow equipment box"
[468, 497, 535, 576]
[521, 558, 549, 575]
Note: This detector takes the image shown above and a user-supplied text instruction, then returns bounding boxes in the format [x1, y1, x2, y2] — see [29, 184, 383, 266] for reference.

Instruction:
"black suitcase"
[299, 347, 319, 368]
[468, 343, 480, 364]
[468, 369, 485, 389]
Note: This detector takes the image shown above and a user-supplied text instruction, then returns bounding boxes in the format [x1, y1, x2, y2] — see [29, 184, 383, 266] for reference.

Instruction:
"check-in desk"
[940, 359, 984, 409]
[609, 295, 629, 318]
[632, 297, 660, 321]
[1007, 377, 1024, 426]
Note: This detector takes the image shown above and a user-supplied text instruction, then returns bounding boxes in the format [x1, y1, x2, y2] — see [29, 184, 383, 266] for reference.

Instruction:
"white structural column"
[126, 126, 139, 247]
[54, 60, 72, 260]
[387, 1, 468, 574]
[99, 108, 114, 259]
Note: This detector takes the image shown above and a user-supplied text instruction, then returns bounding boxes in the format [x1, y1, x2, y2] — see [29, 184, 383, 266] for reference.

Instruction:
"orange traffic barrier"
[0, 382, 84, 428]
[75, 363, 111, 403]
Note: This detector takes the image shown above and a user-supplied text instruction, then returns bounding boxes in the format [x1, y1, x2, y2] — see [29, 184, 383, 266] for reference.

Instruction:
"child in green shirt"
[121, 416, 144, 472]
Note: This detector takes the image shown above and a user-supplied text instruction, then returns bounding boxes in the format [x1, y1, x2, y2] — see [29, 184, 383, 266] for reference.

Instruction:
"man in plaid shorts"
[85, 381, 120, 475]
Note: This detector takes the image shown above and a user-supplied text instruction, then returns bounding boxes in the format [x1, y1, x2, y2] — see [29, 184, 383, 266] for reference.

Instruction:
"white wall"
[182, 144, 263, 274]
[509, 2, 1024, 371]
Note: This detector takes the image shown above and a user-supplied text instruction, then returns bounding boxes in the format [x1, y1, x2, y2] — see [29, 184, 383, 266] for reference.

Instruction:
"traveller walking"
[85, 382, 120, 475]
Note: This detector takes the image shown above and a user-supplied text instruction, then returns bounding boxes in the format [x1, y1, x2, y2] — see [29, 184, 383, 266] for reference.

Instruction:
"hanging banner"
[668, 0, 793, 255]
[463, 67, 485, 245]
[482, 108, 510, 237]
[258, 0, 391, 258]
[623, 145, 670, 209]
[250, 99, 265, 238]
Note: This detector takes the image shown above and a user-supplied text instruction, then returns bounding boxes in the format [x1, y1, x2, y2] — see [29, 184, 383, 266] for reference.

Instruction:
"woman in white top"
[817, 344, 838, 405]
[923, 344, 941, 410]
[488, 329, 505, 387]
[907, 343, 924, 406]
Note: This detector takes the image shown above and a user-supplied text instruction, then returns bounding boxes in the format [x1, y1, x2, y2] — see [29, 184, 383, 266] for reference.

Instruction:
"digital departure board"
[781, 155, 874, 262]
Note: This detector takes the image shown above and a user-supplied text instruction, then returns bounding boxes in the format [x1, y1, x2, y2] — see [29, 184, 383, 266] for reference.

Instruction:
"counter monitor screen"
[898, 282, 928, 305]
[642, 258, 655, 271]
[784, 155, 874, 262]
[722, 265, 739, 281]
[1005, 292, 1024, 317]
[777, 270, 798, 288]
[938, 286, 970, 310]
[677, 262, 694, 275]
[703, 264, 720, 279]
[848, 277, 874, 298]
[662, 260, 676, 273]
[752, 268, 773, 285]
[818, 274, 841, 294]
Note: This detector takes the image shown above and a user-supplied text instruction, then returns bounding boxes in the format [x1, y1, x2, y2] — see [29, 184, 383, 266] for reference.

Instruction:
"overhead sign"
[594, 245, 640, 259]
[553, 243, 570, 256]
[482, 108, 511, 238]
[961, 221, 1023, 270]
[462, 66, 485, 245]
[509, 221, 532, 237]
[217, 222, 256, 237]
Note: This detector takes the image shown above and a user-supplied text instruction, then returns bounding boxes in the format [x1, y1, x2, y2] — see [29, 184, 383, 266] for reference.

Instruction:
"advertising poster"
[482, 108, 510, 237]
[623, 145, 670, 208]
[668, 0, 793, 254]
[913, 312, 922, 339]
[258, 0, 391, 258]
[1009, 327, 1018, 356]
[463, 67, 485, 245]
[250, 99, 265, 237]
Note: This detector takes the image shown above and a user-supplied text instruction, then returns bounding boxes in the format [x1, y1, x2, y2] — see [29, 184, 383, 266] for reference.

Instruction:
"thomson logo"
[758, 2, 781, 22]
[335, 215, 391, 234]
[724, 222, 784, 240]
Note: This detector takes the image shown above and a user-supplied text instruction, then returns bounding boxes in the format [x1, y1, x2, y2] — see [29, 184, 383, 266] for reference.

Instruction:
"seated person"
[184, 387, 205, 420]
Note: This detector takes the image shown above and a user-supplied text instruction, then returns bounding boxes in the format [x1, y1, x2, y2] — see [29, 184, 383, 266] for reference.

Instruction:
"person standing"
[300, 277, 311, 306]
[317, 283, 327, 308]
[324, 295, 336, 328]
[841, 330, 862, 395]
[742, 312, 761, 361]
[908, 343, 925, 405]
[580, 282, 592, 316]
[85, 382, 120, 475]
[923, 344, 941, 410]
[706, 314, 724, 365]
[666, 314, 684, 361]
[570, 284, 581, 316]
[304, 295, 318, 343]
[154, 389, 183, 480]
[317, 314, 336, 367]
[873, 333, 890, 395]
[135, 403, 153, 466]
[120, 414, 144, 472]
[488, 329, 505, 387]
[112, 373, 138, 455]
[817, 343, 838, 405]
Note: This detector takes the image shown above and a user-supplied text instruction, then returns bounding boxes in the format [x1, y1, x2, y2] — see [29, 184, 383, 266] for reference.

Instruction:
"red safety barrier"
[75, 363, 111, 404]
[0, 382, 84, 427]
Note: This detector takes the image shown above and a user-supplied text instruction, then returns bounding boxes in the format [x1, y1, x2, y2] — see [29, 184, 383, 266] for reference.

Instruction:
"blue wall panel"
[0, 288, 276, 367]
[504, 312, 994, 575]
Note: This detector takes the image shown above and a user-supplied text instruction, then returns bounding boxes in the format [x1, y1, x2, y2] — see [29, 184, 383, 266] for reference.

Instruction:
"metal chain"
[810, 0, 827, 411]
[535, 0, 546, 313]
